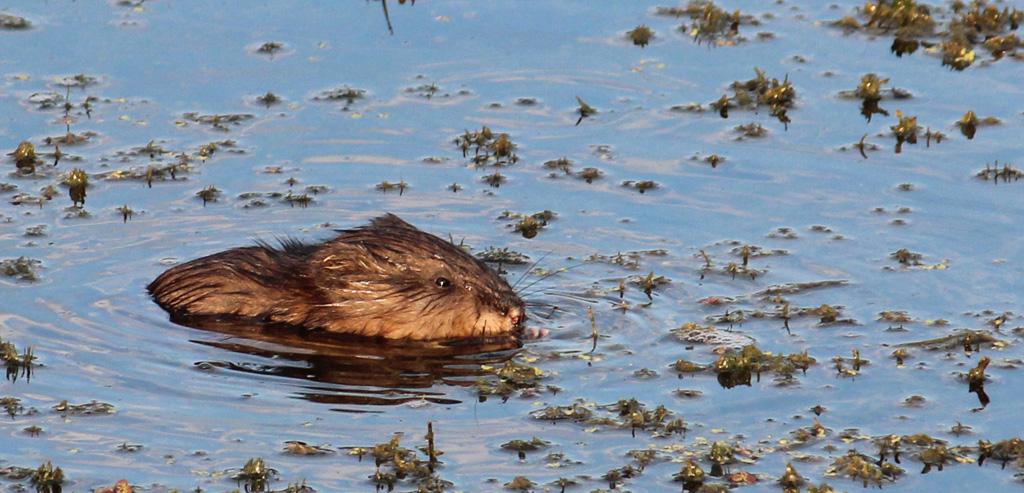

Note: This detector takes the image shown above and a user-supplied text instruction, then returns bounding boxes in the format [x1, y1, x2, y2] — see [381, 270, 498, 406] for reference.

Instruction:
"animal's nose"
[506, 305, 524, 326]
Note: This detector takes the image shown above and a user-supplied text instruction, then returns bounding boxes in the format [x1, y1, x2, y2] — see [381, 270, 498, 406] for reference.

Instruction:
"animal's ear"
[369, 213, 419, 231]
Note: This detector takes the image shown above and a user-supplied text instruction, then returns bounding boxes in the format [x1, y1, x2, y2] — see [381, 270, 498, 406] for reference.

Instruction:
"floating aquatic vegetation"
[477, 247, 530, 265]
[500, 437, 549, 460]
[574, 96, 596, 125]
[733, 122, 767, 139]
[282, 441, 334, 456]
[53, 400, 115, 416]
[30, 462, 64, 493]
[375, 179, 409, 195]
[498, 210, 555, 239]
[9, 141, 39, 174]
[1, 333, 37, 382]
[543, 157, 573, 176]
[344, 424, 448, 492]
[978, 438, 1024, 468]
[63, 168, 88, 207]
[656, 1, 757, 46]
[628, 271, 670, 300]
[255, 91, 281, 107]
[825, 450, 902, 487]
[671, 322, 756, 347]
[835, 0, 1022, 69]
[955, 110, 999, 139]
[697, 247, 767, 281]
[481, 172, 506, 188]
[966, 356, 991, 407]
[690, 153, 725, 168]
[42, 130, 95, 147]
[586, 249, 667, 270]
[312, 85, 367, 108]
[976, 161, 1022, 183]
[534, 398, 684, 438]
[475, 359, 547, 400]
[454, 126, 519, 167]
[181, 112, 254, 131]
[621, 179, 659, 193]
[890, 111, 920, 153]
[673, 458, 706, 491]
[195, 185, 221, 206]
[195, 139, 242, 160]
[711, 68, 796, 127]
[1, 395, 24, 418]
[838, 73, 911, 122]
[712, 344, 816, 388]
[55, 73, 98, 89]
[232, 457, 277, 492]
[898, 329, 1004, 352]
[504, 476, 535, 491]
[626, 25, 654, 47]
[256, 41, 284, 55]
[0, 12, 30, 29]
[103, 157, 194, 188]
[576, 167, 603, 183]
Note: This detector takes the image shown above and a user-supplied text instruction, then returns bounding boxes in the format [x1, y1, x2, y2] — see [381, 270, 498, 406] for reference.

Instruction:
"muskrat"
[148, 214, 526, 341]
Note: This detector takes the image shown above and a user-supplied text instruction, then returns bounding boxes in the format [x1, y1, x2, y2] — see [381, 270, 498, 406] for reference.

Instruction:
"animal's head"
[312, 214, 525, 340]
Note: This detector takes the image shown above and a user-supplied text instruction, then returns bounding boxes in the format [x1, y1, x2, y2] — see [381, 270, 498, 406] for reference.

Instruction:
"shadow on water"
[177, 315, 521, 411]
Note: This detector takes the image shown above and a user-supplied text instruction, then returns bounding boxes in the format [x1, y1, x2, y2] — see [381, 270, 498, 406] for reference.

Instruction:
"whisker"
[512, 251, 551, 290]
[533, 290, 601, 304]
[514, 261, 588, 296]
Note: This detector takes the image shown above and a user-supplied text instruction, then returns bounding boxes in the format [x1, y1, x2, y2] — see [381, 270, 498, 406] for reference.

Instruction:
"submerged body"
[148, 214, 525, 341]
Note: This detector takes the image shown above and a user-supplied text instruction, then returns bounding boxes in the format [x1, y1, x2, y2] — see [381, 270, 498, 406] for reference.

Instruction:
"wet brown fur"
[148, 214, 525, 341]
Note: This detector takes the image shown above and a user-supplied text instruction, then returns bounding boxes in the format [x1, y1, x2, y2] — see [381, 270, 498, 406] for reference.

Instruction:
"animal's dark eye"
[435, 277, 451, 288]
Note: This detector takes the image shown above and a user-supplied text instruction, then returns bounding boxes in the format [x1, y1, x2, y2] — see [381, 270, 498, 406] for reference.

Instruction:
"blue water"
[2, 1, 1023, 491]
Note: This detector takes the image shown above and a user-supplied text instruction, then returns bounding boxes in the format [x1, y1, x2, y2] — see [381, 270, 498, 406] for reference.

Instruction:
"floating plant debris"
[500, 437, 549, 460]
[53, 400, 115, 416]
[454, 126, 519, 167]
[890, 111, 919, 153]
[256, 41, 284, 55]
[713, 68, 796, 127]
[282, 441, 334, 456]
[626, 25, 654, 47]
[0, 12, 30, 29]
[196, 185, 221, 206]
[575, 96, 596, 125]
[375, 179, 408, 194]
[835, 0, 1023, 70]
[343, 424, 449, 492]
[976, 161, 1022, 183]
[825, 450, 902, 487]
[30, 462, 64, 493]
[312, 86, 367, 106]
[9, 141, 39, 173]
[64, 168, 88, 207]
[621, 179, 659, 193]
[838, 73, 911, 122]
[256, 91, 281, 107]
[657, 1, 757, 46]
[181, 112, 254, 131]
[543, 157, 573, 175]
[477, 247, 530, 265]
[1, 257, 40, 283]
[232, 457, 276, 492]
[733, 122, 767, 139]
[475, 359, 547, 400]
[955, 111, 999, 140]
[576, 167, 603, 183]
[499, 210, 555, 239]
[481, 172, 506, 188]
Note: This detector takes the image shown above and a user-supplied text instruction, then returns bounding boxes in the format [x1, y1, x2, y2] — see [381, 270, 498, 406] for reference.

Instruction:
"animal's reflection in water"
[182, 316, 521, 411]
